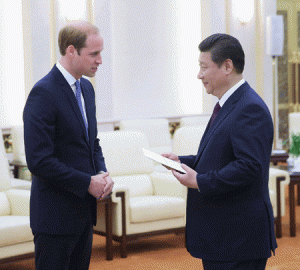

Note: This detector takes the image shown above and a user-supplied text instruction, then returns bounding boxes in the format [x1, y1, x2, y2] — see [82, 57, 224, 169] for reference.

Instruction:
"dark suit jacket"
[23, 65, 106, 235]
[179, 82, 277, 261]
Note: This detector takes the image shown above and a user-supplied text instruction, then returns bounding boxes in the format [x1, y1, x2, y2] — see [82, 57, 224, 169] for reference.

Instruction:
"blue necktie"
[75, 80, 88, 135]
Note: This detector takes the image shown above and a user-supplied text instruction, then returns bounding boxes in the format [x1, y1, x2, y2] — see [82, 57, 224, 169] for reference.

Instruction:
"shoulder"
[238, 83, 271, 115]
[32, 66, 62, 91]
[80, 77, 93, 89]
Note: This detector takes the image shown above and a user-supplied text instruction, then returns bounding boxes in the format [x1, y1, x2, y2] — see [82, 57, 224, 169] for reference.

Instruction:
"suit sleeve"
[23, 86, 91, 198]
[93, 129, 107, 173]
[195, 103, 273, 198]
[179, 155, 197, 168]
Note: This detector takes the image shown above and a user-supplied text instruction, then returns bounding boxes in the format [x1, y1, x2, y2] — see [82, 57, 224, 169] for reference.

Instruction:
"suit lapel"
[193, 83, 247, 167]
[53, 66, 91, 146]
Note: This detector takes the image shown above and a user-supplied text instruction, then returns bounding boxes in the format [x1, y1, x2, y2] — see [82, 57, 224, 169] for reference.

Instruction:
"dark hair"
[58, 22, 99, 56]
[198, 33, 245, 74]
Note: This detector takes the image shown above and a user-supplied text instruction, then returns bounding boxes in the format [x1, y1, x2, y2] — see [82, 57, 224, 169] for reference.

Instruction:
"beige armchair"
[269, 168, 290, 238]
[93, 130, 187, 259]
[0, 188, 34, 264]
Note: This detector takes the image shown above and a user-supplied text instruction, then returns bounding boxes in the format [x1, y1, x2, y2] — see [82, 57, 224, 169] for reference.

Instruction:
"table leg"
[12, 165, 19, 178]
[289, 182, 296, 237]
[276, 176, 283, 238]
[297, 184, 300, 206]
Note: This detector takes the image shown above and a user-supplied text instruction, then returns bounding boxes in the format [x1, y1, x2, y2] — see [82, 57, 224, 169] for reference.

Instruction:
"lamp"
[57, 0, 87, 21]
[232, 0, 254, 24]
[266, 15, 284, 150]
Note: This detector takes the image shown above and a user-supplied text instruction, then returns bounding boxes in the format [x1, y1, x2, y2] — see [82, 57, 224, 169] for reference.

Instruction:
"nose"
[197, 71, 203, 80]
[96, 54, 102, 65]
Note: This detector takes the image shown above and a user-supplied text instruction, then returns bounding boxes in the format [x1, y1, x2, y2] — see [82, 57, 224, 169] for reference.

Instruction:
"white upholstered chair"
[172, 125, 207, 156]
[0, 128, 31, 190]
[0, 188, 34, 264]
[269, 167, 290, 238]
[93, 130, 187, 259]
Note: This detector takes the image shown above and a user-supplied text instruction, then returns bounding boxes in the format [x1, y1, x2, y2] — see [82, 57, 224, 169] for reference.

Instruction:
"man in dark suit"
[23, 21, 114, 269]
[163, 34, 277, 269]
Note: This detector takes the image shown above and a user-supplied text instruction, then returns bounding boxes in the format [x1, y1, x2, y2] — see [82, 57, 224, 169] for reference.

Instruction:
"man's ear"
[66, 45, 76, 56]
[223, 59, 234, 74]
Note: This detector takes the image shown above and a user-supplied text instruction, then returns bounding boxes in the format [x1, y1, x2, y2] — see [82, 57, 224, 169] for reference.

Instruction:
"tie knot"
[213, 102, 221, 114]
[75, 80, 80, 89]
[210, 102, 221, 126]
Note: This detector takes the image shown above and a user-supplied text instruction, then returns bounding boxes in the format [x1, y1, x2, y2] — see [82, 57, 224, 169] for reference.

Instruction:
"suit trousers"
[202, 258, 268, 270]
[34, 221, 93, 270]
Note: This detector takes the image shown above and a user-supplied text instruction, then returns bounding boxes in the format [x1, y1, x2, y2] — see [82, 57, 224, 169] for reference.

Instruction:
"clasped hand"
[88, 172, 114, 200]
[161, 153, 199, 189]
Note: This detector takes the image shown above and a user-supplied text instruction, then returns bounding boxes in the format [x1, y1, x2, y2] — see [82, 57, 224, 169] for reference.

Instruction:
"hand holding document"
[142, 148, 187, 174]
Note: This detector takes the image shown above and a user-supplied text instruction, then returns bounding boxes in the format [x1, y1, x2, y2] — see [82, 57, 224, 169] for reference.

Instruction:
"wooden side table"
[9, 161, 29, 179]
[270, 153, 289, 166]
[289, 173, 300, 237]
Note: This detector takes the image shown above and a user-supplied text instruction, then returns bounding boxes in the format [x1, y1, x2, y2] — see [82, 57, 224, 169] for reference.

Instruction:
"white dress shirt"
[56, 62, 88, 123]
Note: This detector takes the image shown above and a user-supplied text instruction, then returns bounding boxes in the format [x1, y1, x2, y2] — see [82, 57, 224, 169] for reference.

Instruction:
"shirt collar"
[56, 61, 79, 87]
[219, 79, 245, 107]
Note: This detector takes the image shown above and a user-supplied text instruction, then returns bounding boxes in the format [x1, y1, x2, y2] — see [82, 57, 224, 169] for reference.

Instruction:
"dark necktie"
[210, 102, 221, 126]
[75, 80, 88, 135]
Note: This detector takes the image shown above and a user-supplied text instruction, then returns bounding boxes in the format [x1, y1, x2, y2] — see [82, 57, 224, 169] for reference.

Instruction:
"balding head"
[58, 20, 99, 56]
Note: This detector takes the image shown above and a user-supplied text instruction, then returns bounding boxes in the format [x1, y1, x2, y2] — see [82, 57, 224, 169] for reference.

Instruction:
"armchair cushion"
[0, 189, 33, 250]
[0, 216, 32, 247]
[130, 196, 186, 223]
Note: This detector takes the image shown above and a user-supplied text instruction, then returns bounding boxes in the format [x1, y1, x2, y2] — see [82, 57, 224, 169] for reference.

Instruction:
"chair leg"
[116, 191, 127, 258]
[120, 236, 127, 258]
[275, 218, 282, 238]
[105, 198, 113, 260]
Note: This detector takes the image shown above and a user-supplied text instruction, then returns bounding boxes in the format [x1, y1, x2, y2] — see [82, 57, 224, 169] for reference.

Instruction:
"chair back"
[98, 130, 154, 177]
[119, 118, 172, 154]
[172, 125, 206, 156]
[180, 115, 210, 127]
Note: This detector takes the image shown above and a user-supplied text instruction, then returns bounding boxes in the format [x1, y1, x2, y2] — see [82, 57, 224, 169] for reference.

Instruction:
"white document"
[142, 148, 187, 174]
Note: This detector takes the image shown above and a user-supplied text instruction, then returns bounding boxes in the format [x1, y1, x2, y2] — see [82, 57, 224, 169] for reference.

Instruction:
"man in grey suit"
[163, 34, 276, 270]
[23, 21, 113, 269]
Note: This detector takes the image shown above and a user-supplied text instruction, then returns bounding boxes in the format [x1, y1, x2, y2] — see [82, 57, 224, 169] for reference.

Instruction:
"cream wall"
[21, 0, 277, 125]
